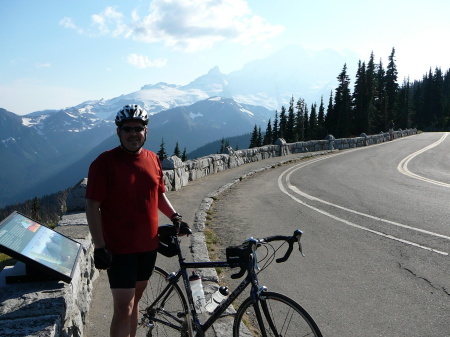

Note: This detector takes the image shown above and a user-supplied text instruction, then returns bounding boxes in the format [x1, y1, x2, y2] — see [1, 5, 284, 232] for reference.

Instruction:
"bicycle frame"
[149, 236, 262, 336]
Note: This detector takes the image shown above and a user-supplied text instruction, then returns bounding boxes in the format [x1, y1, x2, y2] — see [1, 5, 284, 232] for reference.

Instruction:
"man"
[85, 104, 182, 337]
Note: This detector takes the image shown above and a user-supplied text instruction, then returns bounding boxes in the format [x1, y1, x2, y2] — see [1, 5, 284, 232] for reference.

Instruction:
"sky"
[1, 0, 449, 115]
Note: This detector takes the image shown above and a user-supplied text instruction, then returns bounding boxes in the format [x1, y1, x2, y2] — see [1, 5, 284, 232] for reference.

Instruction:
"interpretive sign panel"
[0, 211, 82, 283]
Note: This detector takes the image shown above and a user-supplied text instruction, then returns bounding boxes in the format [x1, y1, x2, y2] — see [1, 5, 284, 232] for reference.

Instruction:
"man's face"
[117, 121, 147, 153]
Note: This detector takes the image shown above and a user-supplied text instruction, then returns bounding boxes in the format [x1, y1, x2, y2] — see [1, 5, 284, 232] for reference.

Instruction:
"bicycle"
[138, 223, 323, 336]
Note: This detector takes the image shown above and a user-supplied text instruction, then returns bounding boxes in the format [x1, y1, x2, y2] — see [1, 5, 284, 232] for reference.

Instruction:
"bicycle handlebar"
[262, 229, 304, 262]
[229, 229, 304, 279]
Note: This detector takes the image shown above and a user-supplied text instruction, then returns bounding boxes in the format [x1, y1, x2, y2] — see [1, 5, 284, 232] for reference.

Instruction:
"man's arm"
[85, 198, 106, 248]
[158, 193, 178, 219]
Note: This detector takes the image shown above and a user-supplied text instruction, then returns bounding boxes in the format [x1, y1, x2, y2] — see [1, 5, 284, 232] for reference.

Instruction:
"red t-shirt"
[85, 147, 166, 254]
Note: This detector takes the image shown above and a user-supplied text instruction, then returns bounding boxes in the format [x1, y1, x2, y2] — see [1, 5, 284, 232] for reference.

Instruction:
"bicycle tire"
[139, 266, 189, 337]
[233, 291, 323, 337]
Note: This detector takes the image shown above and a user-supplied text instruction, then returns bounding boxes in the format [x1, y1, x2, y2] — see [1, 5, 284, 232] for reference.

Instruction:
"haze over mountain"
[0, 45, 358, 207]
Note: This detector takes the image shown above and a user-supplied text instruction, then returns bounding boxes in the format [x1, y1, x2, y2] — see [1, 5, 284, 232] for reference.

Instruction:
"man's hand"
[171, 212, 182, 225]
[94, 247, 112, 270]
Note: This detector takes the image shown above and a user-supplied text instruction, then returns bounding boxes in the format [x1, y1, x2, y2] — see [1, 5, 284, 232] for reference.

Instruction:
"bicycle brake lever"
[295, 230, 305, 257]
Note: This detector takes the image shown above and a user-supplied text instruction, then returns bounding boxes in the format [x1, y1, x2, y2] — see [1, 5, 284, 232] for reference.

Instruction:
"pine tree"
[157, 138, 167, 161]
[334, 64, 352, 138]
[249, 124, 258, 148]
[317, 96, 326, 138]
[32, 196, 41, 221]
[324, 91, 334, 135]
[285, 96, 296, 142]
[352, 60, 367, 134]
[385, 48, 399, 123]
[257, 126, 263, 147]
[272, 111, 279, 141]
[173, 141, 181, 157]
[181, 147, 188, 161]
[304, 105, 310, 140]
[263, 119, 273, 145]
[309, 103, 318, 140]
[397, 78, 412, 129]
[375, 59, 388, 132]
[295, 98, 306, 141]
[279, 106, 287, 139]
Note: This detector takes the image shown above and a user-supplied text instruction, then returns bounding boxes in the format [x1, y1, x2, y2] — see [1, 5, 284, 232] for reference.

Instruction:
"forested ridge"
[250, 48, 449, 148]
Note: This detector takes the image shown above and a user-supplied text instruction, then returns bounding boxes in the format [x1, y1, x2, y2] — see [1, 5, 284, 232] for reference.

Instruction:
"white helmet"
[115, 104, 149, 126]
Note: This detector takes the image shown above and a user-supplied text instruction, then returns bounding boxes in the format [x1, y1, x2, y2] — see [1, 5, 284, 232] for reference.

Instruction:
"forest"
[250, 48, 450, 148]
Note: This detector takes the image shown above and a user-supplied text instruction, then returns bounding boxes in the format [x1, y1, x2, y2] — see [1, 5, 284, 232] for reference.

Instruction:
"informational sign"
[0, 211, 82, 283]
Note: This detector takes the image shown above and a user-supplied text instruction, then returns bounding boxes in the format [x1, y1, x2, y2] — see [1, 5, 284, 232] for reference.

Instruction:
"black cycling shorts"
[107, 250, 157, 289]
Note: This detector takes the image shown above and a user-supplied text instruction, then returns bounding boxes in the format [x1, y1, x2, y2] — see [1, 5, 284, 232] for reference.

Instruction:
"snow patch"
[2, 137, 16, 146]
[22, 114, 50, 127]
[189, 112, 204, 120]
[239, 108, 254, 116]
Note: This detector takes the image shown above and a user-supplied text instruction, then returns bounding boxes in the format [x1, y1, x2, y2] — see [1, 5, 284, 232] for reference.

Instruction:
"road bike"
[138, 223, 323, 336]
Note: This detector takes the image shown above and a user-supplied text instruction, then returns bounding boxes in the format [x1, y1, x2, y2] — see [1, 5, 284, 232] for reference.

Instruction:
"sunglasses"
[121, 126, 145, 133]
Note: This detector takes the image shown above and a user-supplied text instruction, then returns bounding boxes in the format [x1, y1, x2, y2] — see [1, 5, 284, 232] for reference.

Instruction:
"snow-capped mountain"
[1, 44, 358, 206]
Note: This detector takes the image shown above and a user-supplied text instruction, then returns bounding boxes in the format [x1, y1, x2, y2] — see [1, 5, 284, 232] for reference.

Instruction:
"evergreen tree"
[285, 96, 296, 142]
[317, 96, 326, 138]
[272, 111, 279, 141]
[334, 64, 352, 137]
[324, 91, 334, 135]
[385, 48, 399, 123]
[295, 98, 306, 141]
[304, 105, 310, 140]
[173, 141, 181, 157]
[309, 103, 318, 140]
[157, 137, 167, 161]
[375, 59, 388, 132]
[364, 52, 378, 134]
[249, 125, 258, 148]
[279, 106, 287, 139]
[181, 147, 188, 161]
[32, 196, 41, 221]
[352, 60, 366, 134]
[263, 119, 273, 145]
[257, 126, 263, 147]
[397, 78, 412, 129]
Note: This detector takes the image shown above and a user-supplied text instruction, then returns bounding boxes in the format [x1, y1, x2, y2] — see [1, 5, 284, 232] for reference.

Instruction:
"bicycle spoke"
[138, 267, 188, 337]
[233, 292, 322, 337]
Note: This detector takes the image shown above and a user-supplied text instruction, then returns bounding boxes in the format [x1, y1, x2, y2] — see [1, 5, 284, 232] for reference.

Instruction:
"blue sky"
[1, 0, 449, 115]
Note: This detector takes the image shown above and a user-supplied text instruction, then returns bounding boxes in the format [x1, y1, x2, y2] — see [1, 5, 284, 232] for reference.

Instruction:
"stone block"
[66, 178, 87, 212]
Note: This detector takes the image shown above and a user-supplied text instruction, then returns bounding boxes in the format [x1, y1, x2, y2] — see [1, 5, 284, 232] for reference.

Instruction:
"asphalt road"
[210, 132, 450, 336]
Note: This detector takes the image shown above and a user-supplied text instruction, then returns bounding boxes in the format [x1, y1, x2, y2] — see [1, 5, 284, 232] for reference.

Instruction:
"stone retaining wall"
[0, 129, 416, 336]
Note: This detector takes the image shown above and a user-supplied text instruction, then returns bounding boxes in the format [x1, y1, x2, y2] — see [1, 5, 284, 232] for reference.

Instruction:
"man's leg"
[110, 288, 136, 337]
[130, 280, 149, 337]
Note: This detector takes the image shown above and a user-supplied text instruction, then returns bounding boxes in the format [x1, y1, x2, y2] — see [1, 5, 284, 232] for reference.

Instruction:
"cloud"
[36, 63, 51, 68]
[127, 54, 167, 69]
[67, 0, 284, 52]
[59, 17, 84, 34]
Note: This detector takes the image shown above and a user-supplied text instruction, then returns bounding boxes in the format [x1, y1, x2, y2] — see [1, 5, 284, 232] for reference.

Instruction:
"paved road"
[83, 151, 319, 337]
[210, 132, 450, 336]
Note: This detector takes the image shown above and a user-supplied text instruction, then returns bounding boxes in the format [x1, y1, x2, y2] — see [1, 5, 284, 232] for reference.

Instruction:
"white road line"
[278, 157, 449, 256]
[397, 133, 450, 188]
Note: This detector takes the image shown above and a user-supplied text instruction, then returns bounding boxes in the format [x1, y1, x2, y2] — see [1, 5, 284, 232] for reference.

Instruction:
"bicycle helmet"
[115, 104, 149, 126]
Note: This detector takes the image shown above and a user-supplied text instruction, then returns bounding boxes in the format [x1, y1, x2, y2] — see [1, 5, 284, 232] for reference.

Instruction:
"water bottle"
[205, 286, 229, 313]
[189, 272, 206, 313]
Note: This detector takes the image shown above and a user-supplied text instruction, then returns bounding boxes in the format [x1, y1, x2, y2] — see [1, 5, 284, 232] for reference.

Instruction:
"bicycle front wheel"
[139, 266, 189, 337]
[233, 291, 322, 337]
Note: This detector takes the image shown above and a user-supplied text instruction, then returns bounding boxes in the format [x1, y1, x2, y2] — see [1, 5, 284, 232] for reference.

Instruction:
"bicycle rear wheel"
[139, 266, 189, 337]
[233, 291, 322, 337]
